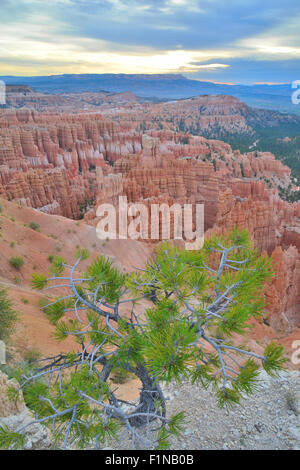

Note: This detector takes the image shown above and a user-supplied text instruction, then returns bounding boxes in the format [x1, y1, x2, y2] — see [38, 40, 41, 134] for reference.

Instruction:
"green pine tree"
[0, 228, 286, 450]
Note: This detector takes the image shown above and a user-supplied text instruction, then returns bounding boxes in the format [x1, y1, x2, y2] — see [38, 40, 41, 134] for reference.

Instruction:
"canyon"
[0, 93, 299, 360]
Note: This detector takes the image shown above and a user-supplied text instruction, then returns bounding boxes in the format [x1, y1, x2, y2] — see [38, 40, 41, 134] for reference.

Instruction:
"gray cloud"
[0, 0, 299, 82]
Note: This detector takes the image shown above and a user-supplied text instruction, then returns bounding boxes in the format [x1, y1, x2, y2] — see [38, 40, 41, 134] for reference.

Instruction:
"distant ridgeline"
[157, 95, 300, 183]
[6, 85, 35, 94]
[0, 73, 299, 114]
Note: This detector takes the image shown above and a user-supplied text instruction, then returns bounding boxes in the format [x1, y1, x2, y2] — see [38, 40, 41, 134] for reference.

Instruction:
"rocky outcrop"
[0, 111, 144, 217]
[265, 246, 300, 330]
[105, 93, 300, 140]
[0, 370, 25, 417]
[5, 168, 89, 219]
[0, 371, 50, 450]
[86, 130, 300, 327]
[104, 136, 299, 254]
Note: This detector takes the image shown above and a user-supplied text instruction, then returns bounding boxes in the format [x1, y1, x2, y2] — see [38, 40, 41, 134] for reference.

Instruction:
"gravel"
[114, 370, 300, 450]
[2, 370, 299, 450]
[163, 370, 300, 450]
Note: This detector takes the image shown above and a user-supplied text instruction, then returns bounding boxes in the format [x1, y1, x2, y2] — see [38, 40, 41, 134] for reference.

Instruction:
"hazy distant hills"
[1, 73, 299, 114]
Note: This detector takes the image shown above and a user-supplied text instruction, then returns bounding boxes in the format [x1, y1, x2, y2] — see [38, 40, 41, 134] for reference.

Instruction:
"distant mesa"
[6, 85, 36, 94]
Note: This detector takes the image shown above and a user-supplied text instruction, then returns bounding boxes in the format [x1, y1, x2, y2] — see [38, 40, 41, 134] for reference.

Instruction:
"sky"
[0, 0, 299, 83]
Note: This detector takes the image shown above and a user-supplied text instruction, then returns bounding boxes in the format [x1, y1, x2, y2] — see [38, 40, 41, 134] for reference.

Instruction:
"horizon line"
[0, 73, 290, 87]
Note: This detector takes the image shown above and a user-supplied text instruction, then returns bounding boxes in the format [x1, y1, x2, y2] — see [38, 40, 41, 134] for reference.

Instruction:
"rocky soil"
[114, 370, 300, 451]
[1, 369, 299, 450]
[161, 370, 300, 450]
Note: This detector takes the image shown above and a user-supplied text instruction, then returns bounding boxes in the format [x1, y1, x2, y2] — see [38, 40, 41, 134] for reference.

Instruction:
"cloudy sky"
[0, 0, 299, 83]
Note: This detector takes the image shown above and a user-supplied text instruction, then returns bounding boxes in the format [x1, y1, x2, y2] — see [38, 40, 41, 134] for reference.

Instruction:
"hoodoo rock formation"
[0, 111, 141, 217]
[265, 246, 300, 330]
[91, 132, 300, 331]
[0, 100, 299, 334]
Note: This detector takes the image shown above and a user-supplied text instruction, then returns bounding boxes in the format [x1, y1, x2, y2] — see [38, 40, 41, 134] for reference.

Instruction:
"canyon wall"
[92, 133, 300, 330]
[0, 105, 299, 332]
[0, 111, 141, 217]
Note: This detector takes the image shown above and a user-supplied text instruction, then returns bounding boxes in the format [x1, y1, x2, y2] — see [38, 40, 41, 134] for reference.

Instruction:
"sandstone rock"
[0, 370, 25, 417]
[0, 410, 51, 450]
[0, 371, 50, 449]
[1, 105, 299, 332]
[265, 246, 300, 330]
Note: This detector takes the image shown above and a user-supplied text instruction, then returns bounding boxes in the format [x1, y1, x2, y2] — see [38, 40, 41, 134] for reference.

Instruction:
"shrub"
[29, 222, 40, 231]
[0, 289, 18, 342]
[286, 390, 299, 415]
[111, 367, 132, 384]
[9, 257, 24, 270]
[23, 349, 41, 364]
[49, 256, 67, 276]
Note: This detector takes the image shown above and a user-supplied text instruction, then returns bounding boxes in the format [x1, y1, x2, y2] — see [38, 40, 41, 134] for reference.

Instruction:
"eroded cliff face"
[0, 111, 142, 217]
[265, 246, 300, 330]
[94, 93, 300, 140]
[91, 133, 298, 250]
[0, 106, 299, 332]
[88, 132, 300, 331]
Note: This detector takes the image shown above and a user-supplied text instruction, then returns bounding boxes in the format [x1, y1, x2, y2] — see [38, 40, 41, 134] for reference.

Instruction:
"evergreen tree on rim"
[0, 228, 286, 450]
